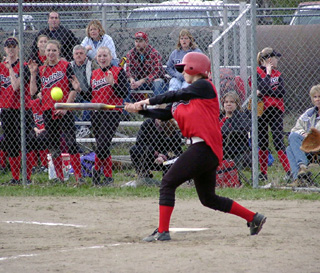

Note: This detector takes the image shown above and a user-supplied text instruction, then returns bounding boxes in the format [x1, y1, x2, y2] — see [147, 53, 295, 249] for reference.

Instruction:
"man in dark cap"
[126, 31, 167, 97]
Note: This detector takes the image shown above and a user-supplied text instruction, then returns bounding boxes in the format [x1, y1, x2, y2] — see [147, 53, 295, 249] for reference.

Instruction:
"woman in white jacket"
[81, 20, 118, 66]
[286, 84, 320, 185]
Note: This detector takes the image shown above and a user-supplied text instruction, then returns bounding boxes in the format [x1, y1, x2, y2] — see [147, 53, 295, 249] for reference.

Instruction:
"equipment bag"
[216, 159, 241, 188]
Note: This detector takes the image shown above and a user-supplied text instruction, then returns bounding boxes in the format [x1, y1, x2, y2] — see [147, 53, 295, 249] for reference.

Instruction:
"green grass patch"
[0, 183, 319, 200]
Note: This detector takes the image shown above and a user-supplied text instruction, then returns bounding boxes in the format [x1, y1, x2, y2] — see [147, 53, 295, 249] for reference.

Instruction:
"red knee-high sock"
[229, 201, 255, 222]
[158, 205, 174, 233]
[259, 149, 269, 175]
[52, 156, 64, 180]
[9, 155, 21, 180]
[26, 152, 35, 180]
[94, 155, 103, 171]
[39, 150, 49, 168]
[102, 156, 112, 178]
[0, 150, 7, 168]
[277, 150, 290, 172]
[70, 153, 82, 180]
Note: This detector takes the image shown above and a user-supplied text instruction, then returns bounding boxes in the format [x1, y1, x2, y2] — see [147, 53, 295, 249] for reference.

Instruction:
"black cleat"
[143, 228, 171, 242]
[247, 213, 267, 235]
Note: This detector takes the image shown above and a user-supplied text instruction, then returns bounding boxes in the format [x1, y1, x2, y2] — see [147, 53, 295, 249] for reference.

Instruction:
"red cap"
[134, 31, 148, 42]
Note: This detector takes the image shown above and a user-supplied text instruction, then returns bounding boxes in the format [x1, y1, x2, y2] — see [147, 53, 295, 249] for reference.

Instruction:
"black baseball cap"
[4, 37, 19, 47]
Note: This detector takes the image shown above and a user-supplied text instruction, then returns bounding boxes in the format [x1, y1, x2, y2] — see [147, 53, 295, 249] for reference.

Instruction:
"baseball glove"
[300, 127, 320, 153]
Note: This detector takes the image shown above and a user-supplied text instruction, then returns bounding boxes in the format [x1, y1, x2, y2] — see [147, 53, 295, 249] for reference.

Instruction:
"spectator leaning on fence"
[81, 20, 118, 67]
[28, 39, 84, 185]
[253, 47, 291, 182]
[126, 31, 167, 97]
[32, 11, 80, 61]
[29, 34, 48, 66]
[90, 46, 128, 187]
[166, 29, 201, 91]
[123, 117, 183, 187]
[286, 84, 320, 187]
[0, 37, 35, 185]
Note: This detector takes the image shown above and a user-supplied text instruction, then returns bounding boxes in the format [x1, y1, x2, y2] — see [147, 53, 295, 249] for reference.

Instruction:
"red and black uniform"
[0, 60, 34, 181]
[37, 59, 82, 181]
[139, 79, 256, 233]
[90, 65, 128, 179]
[256, 66, 290, 176]
[29, 98, 49, 168]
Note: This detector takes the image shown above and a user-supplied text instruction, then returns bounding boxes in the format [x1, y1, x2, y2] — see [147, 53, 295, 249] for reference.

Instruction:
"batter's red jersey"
[91, 66, 123, 109]
[0, 61, 31, 109]
[39, 59, 71, 111]
[30, 98, 45, 130]
[172, 80, 223, 163]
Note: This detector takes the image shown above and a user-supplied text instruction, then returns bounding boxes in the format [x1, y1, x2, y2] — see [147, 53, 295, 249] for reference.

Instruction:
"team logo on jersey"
[91, 78, 110, 91]
[41, 71, 64, 88]
[0, 75, 12, 89]
[172, 100, 190, 115]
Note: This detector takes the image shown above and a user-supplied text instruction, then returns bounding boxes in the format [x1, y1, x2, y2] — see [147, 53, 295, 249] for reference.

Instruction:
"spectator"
[91, 46, 128, 187]
[70, 45, 98, 130]
[32, 11, 80, 61]
[253, 47, 291, 182]
[286, 84, 320, 186]
[81, 20, 118, 66]
[219, 91, 251, 168]
[126, 31, 167, 97]
[0, 37, 35, 185]
[123, 118, 183, 187]
[166, 29, 201, 91]
[29, 34, 48, 66]
[29, 39, 84, 185]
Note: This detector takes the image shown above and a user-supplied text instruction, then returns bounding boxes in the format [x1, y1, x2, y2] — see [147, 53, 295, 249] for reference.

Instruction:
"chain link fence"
[0, 0, 319, 190]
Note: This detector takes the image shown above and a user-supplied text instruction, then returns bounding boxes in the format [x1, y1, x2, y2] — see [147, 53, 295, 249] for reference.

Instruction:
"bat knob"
[142, 104, 147, 110]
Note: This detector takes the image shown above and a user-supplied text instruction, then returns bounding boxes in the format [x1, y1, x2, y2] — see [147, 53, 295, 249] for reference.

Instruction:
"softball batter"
[125, 52, 266, 241]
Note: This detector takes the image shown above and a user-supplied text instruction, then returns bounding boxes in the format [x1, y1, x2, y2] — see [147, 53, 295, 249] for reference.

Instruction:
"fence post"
[239, 2, 248, 97]
[210, 30, 221, 105]
[250, 0, 259, 188]
[19, 0, 27, 186]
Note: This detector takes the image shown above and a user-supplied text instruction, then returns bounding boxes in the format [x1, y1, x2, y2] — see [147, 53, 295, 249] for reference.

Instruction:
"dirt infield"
[1, 197, 319, 273]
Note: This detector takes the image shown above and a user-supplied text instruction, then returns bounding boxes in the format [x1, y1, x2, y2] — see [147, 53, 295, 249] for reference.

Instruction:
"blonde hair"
[37, 34, 49, 43]
[86, 20, 105, 38]
[310, 84, 320, 103]
[176, 29, 198, 50]
[257, 47, 274, 66]
[220, 91, 241, 113]
[43, 40, 61, 74]
[97, 46, 111, 56]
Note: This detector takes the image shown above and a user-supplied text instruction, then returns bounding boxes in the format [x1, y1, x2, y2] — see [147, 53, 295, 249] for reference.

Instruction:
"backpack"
[216, 159, 241, 188]
[69, 152, 95, 177]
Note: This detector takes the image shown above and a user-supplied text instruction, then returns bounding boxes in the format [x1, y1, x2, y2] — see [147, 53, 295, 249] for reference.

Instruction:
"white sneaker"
[121, 180, 137, 188]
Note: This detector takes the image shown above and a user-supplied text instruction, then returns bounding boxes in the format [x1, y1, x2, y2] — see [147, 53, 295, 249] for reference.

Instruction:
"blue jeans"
[168, 77, 190, 91]
[286, 132, 308, 179]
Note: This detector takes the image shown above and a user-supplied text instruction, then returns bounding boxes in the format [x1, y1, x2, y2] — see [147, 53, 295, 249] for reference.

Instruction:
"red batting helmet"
[175, 52, 211, 77]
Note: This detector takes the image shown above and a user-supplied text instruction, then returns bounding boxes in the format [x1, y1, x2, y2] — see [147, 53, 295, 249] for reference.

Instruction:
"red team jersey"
[0, 61, 31, 109]
[171, 80, 223, 163]
[39, 59, 71, 111]
[30, 98, 45, 130]
[91, 66, 123, 109]
[256, 67, 284, 112]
